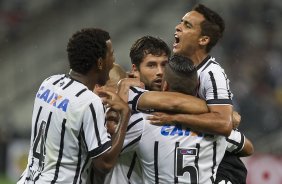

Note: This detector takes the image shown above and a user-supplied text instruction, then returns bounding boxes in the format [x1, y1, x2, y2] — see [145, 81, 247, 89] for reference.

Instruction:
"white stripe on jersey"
[18, 74, 111, 184]
[196, 56, 233, 105]
[122, 112, 244, 184]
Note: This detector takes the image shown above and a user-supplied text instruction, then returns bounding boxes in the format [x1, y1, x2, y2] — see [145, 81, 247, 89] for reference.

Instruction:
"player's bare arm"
[93, 89, 130, 173]
[236, 137, 254, 157]
[147, 105, 232, 136]
[138, 91, 208, 114]
[136, 90, 232, 136]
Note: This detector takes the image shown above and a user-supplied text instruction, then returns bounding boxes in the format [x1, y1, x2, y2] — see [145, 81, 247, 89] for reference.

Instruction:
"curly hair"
[164, 54, 198, 95]
[67, 28, 110, 74]
[193, 4, 225, 53]
[130, 36, 171, 69]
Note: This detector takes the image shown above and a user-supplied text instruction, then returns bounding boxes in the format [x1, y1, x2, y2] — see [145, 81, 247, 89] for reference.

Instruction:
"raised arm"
[93, 89, 130, 174]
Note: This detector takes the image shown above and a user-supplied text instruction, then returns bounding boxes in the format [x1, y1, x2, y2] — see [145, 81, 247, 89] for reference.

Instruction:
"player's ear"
[162, 81, 169, 91]
[131, 64, 140, 78]
[199, 36, 210, 46]
[132, 64, 138, 72]
[97, 58, 103, 70]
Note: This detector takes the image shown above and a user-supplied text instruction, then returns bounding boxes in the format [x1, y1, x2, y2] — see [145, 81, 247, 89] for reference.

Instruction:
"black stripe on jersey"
[127, 117, 143, 131]
[208, 71, 218, 99]
[44, 112, 52, 141]
[154, 141, 159, 184]
[33, 106, 42, 141]
[127, 152, 137, 180]
[195, 143, 200, 179]
[89, 103, 102, 146]
[222, 72, 232, 100]
[227, 131, 245, 154]
[53, 75, 65, 85]
[174, 142, 179, 184]
[81, 124, 89, 151]
[75, 88, 87, 97]
[62, 79, 74, 90]
[210, 141, 217, 183]
[51, 119, 67, 184]
[88, 140, 112, 158]
[121, 135, 142, 153]
[128, 87, 143, 112]
[73, 129, 82, 184]
[206, 99, 233, 105]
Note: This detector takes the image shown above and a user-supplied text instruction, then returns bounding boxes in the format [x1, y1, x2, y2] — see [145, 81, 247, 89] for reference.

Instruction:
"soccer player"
[101, 35, 171, 184]
[17, 28, 130, 184]
[116, 54, 249, 183]
[172, 4, 252, 183]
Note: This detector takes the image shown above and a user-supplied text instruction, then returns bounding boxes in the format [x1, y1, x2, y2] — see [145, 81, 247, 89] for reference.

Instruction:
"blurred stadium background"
[0, 0, 281, 183]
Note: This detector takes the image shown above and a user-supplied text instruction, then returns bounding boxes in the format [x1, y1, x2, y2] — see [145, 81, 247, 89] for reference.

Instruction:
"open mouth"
[175, 34, 180, 43]
[154, 78, 162, 86]
[173, 34, 180, 48]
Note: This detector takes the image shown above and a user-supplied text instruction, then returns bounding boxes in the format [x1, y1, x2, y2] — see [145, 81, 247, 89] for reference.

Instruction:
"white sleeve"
[201, 66, 233, 105]
[128, 87, 147, 112]
[121, 113, 144, 154]
[83, 100, 111, 158]
[226, 129, 245, 154]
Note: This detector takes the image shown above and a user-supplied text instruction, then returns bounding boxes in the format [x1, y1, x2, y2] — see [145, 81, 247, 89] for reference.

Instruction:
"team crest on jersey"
[36, 86, 69, 112]
[160, 124, 203, 137]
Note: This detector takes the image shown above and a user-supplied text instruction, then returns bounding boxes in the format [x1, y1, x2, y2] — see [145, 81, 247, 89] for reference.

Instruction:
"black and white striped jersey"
[124, 87, 245, 184]
[103, 151, 143, 184]
[196, 55, 233, 105]
[121, 112, 244, 184]
[17, 74, 111, 184]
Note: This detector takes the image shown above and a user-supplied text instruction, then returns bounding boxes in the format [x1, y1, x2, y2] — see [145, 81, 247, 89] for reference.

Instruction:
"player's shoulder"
[41, 74, 65, 84]
[198, 56, 225, 74]
[46, 74, 100, 105]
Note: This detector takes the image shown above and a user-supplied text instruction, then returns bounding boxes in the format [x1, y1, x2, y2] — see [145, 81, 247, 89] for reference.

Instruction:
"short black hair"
[193, 4, 225, 52]
[67, 28, 110, 74]
[164, 54, 198, 95]
[130, 36, 171, 69]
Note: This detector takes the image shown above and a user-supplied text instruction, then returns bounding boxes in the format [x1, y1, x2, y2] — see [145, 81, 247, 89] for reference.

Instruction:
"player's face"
[99, 40, 115, 85]
[138, 53, 168, 91]
[173, 11, 205, 57]
[105, 110, 119, 135]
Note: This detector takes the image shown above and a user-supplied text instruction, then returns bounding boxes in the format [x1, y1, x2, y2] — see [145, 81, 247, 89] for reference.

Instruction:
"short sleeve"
[226, 129, 245, 154]
[128, 87, 147, 112]
[83, 100, 111, 158]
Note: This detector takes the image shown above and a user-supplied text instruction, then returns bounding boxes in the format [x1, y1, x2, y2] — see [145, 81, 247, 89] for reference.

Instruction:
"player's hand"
[146, 112, 177, 125]
[96, 89, 130, 113]
[117, 78, 145, 102]
[232, 111, 241, 128]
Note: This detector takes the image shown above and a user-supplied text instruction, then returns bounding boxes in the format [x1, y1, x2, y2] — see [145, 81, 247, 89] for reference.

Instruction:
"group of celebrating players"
[18, 3, 254, 184]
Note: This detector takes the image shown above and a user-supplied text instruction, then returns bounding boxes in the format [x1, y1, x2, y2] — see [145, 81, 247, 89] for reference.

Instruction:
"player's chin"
[151, 85, 162, 91]
[172, 47, 180, 54]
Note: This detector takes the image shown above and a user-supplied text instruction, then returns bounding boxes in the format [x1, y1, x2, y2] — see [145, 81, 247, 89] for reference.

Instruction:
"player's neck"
[191, 52, 209, 67]
[69, 69, 96, 90]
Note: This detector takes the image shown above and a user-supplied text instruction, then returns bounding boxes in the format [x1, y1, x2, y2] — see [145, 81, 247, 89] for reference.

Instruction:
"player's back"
[123, 113, 227, 184]
[18, 74, 111, 184]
